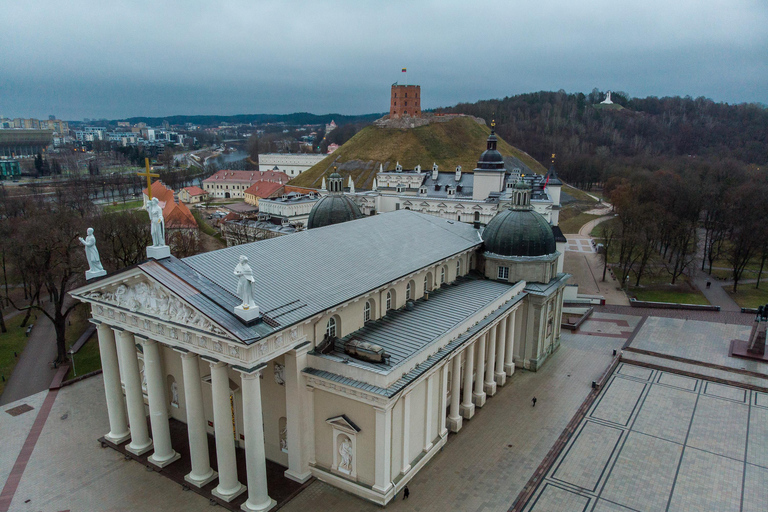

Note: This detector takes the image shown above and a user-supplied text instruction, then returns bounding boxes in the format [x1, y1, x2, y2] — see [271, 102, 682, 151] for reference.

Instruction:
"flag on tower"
[402, 68, 407, 72]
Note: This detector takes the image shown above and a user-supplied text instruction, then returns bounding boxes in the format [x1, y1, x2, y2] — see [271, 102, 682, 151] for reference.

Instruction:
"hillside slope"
[288, 116, 547, 189]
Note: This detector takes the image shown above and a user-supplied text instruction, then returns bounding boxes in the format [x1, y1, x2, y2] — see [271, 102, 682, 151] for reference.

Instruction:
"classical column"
[424, 373, 434, 451]
[239, 369, 275, 512]
[495, 315, 507, 386]
[96, 322, 129, 444]
[438, 363, 449, 438]
[284, 344, 312, 483]
[484, 325, 497, 396]
[179, 351, 216, 487]
[460, 345, 475, 419]
[473, 334, 487, 407]
[447, 353, 463, 432]
[141, 338, 180, 468]
[115, 329, 152, 456]
[306, 386, 316, 467]
[210, 361, 245, 502]
[401, 392, 411, 474]
[373, 406, 393, 495]
[504, 310, 517, 376]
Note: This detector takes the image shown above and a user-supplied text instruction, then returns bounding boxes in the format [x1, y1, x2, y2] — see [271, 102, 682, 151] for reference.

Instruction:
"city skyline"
[2, 0, 766, 120]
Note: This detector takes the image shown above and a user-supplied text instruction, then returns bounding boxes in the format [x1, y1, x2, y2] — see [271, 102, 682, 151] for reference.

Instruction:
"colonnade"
[95, 321, 276, 512]
[447, 309, 517, 432]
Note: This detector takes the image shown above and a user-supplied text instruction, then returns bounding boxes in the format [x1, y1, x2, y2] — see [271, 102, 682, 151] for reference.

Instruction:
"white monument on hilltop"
[79, 228, 106, 280]
[144, 197, 171, 259]
[601, 91, 614, 105]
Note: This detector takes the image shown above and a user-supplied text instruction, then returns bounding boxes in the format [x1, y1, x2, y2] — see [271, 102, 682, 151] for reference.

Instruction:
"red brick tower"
[390, 84, 421, 119]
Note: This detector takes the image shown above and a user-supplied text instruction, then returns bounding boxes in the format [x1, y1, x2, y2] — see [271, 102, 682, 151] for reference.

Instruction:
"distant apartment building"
[0, 117, 68, 133]
[75, 127, 106, 141]
[257, 153, 326, 177]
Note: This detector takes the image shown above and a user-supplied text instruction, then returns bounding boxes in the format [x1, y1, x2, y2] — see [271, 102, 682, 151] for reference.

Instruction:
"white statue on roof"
[144, 197, 165, 247]
[234, 255, 256, 310]
[79, 227, 106, 280]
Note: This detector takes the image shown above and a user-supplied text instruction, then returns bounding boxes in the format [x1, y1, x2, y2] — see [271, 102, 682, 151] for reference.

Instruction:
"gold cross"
[137, 157, 159, 199]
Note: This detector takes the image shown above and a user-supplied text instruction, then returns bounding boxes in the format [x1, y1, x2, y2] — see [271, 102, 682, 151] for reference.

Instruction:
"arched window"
[441, 266, 446, 284]
[326, 317, 337, 338]
[406, 282, 412, 301]
[474, 211, 480, 222]
[364, 301, 371, 323]
[456, 259, 461, 277]
[386, 290, 393, 311]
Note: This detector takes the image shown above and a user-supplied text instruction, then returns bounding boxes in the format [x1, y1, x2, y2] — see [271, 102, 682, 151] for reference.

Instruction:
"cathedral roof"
[307, 194, 364, 229]
[157, 210, 482, 342]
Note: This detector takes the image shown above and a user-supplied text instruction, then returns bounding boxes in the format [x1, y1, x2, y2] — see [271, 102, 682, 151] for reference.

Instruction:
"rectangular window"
[498, 266, 509, 280]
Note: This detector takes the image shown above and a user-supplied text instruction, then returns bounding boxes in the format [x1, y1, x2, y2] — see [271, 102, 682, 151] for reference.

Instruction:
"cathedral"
[70, 137, 569, 510]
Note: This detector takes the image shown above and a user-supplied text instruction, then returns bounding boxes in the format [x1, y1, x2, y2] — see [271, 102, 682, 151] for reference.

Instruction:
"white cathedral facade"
[70, 140, 569, 510]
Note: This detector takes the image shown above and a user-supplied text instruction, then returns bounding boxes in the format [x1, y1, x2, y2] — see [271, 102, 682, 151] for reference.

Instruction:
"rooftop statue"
[144, 197, 165, 247]
[234, 255, 256, 310]
[79, 227, 106, 279]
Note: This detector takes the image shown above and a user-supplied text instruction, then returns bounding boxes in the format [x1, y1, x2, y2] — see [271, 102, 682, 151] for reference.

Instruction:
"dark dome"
[482, 208, 556, 257]
[307, 194, 364, 229]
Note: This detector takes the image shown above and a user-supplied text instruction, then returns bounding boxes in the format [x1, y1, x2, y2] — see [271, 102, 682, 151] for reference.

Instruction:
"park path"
[0, 304, 62, 406]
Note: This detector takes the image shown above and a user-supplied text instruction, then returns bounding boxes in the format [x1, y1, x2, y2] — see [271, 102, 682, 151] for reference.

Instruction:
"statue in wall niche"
[280, 425, 288, 452]
[170, 381, 179, 407]
[234, 255, 256, 310]
[79, 228, 105, 276]
[144, 197, 166, 247]
[338, 435, 353, 474]
[274, 363, 285, 385]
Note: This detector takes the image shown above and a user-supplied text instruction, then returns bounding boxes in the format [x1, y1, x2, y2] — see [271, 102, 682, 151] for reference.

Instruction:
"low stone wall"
[373, 113, 486, 129]
[629, 298, 720, 311]
[561, 307, 594, 331]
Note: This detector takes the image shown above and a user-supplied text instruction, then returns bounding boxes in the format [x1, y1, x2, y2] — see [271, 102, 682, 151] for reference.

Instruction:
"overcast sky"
[2, 0, 766, 120]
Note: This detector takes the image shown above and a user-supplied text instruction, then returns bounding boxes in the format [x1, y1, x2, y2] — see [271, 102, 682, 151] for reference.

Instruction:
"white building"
[71, 178, 568, 508]
[257, 153, 326, 178]
[257, 192, 320, 226]
[349, 130, 567, 272]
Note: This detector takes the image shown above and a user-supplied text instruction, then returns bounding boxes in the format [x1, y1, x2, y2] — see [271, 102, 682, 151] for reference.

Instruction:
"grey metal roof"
[169, 210, 483, 342]
[420, 172, 474, 199]
[327, 276, 515, 371]
[482, 208, 557, 257]
[524, 273, 571, 296]
[304, 283, 525, 398]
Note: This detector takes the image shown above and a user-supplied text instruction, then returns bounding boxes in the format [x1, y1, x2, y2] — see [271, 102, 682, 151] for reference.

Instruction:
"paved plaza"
[1, 322, 625, 512]
[3, 309, 767, 512]
[524, 362, 768, 512]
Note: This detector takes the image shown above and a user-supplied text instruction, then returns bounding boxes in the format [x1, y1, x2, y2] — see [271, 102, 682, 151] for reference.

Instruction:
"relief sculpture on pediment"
[85, 279, 229, 337]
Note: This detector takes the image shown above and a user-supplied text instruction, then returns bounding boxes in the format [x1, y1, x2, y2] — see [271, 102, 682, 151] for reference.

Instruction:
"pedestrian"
[532, 397, 537, 407]
[403, 485, 410, 500]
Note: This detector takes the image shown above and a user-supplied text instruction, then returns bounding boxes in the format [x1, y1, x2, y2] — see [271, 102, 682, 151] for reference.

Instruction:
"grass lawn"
[559, 212, 600, 235]
[590, 216, 620, 238]
[65, 304, 102, 380]
[562, 185, 599, 203]
[103, 199, 143, 213]
[631, 287, 710, 305]
[0, 314, 31, 396]
[727, 286, 768, 309]
[68, 334, 101, 379]
[192, 211, 220, 239]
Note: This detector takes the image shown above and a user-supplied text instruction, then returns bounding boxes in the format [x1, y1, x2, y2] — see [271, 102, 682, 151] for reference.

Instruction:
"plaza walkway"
[0, 327, 626, 512]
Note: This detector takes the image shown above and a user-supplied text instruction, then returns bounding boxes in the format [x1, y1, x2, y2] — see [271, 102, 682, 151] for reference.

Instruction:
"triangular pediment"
[472, 205, 483, 210]
[71, 269, 232, 340]
[437, 203, 447, 208]
[455, 204, 465, 209]
[326, 414, 361, 433]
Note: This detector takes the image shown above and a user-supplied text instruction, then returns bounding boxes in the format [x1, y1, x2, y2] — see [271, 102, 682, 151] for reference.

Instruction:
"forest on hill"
[436, 91, 768, 298]
[435, 90, 768, 190]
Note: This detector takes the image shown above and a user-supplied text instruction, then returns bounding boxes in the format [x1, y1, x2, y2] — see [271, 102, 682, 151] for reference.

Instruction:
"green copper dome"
[482, 208, 556, 257]
[307, 194, 364, 229]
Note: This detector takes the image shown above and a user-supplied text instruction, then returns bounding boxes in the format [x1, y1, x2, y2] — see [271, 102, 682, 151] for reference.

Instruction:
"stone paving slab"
[523, 364, 768, 512]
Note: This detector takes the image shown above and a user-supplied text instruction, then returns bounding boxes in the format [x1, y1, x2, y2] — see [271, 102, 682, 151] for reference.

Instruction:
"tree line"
[596, 158, 768, 293]
[436, 89, 768, 190]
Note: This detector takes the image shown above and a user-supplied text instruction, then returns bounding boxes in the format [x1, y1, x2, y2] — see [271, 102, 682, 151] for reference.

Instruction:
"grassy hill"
[288, 116, 548, 190]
